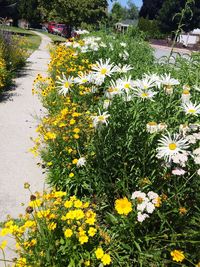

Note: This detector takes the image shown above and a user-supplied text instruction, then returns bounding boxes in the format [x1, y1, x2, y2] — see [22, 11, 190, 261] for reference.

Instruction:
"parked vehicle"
[47, 22, 56, 34]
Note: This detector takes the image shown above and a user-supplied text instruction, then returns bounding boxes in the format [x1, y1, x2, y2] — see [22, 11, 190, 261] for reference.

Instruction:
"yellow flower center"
[188, 109, 196, 113]
[141, 92, 148, 98]
[98, 115, 105, 121]
[100, 68, 107, 75]
[182, 89, 190, 95]
[169, 143, 177, 150]
[124, 83, 130, 89]
[148, 121, 157, 126]
[65, 81, 70, 88]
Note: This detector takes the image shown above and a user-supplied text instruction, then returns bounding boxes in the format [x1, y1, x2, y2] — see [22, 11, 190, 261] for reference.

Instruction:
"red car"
[47, 22, 56, 34]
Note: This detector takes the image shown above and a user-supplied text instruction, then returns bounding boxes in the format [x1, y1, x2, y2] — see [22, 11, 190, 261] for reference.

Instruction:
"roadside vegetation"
[0, 25, 41, 93]
[0, 29, 199, 266]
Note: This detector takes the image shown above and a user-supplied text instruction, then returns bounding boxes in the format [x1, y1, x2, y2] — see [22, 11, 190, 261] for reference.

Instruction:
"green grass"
[41, 31, 66, 42]
[22, 34, 41, 52]
[0, 25, 33, 35]
[0, 25, 41, 53]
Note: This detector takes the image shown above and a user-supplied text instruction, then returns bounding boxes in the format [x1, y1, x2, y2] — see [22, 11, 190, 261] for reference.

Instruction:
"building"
[115, 19, 138, 34]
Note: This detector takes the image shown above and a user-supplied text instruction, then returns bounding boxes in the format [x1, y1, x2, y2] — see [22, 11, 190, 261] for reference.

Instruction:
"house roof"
[115, 19, 138, 27]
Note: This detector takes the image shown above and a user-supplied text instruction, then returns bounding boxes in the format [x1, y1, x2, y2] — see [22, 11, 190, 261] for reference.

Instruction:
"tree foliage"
[140, 0, 200, 33]
[110, 0, 138, 24]
[38, 0, 108, 27]
[139, 0, 165, 20]
[17, 0, 41, 26]
[158, 0, 200, 33]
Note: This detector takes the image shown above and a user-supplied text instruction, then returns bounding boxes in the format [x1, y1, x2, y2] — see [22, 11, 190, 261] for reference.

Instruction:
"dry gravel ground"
[0, 31, 51, 263]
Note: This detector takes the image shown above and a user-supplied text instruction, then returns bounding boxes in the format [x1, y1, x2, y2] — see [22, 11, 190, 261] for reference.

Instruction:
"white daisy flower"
[74, 73, 89, 85]
[181, 89, 191, 102]
[115, 64, 133, 73]
[157, 132, 189, 162]
[146, 122, 158, 133]
[118, 76, 134, 93]
[137, 212, 149, 222]
[91, 109, 110, 129]
[105, 80, 122, 99]
[77, 157, 86, 167]
[133, 88, 157, 100]
[160, 73, 180, 86]
[143, 73, 161, 88]
[92, 58, 117, 78]
[56, 74, 74, 96]
[197, 169, 200, 175]
[134, 77, 156, 90]
[182, 101, 200, 116]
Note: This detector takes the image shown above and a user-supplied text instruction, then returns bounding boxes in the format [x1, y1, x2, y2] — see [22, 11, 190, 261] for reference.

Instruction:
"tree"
[110, 2, 126, 23]
[158, 0, 200, 33]
[125, 0, 139, 20]
[38, 0, 108, 28]
[17, 0, 42, 26]
[139, 0, 165, 19]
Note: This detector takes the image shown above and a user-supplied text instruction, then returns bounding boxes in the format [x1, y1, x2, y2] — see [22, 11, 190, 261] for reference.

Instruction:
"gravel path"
[0, 31, 51, 263]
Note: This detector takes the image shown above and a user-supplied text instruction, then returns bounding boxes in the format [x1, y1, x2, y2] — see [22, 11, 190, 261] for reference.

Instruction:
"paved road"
[152, 45, 191, 60]
[0, 32, 51, 262]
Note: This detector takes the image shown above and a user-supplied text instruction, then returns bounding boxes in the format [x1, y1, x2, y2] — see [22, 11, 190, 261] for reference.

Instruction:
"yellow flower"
[64, 200, 73, 208]
[72, 159, 78, 164]
[54, 191, 66, 198]
[115, 197, 132, 215]
[74, 209, 84, 220]
[0, 240, 7, 249]
[69, 172, 75, 178]
[101, 254, 111, 265]
[85, 210, 96, 225]
[74, 134, 80, 139]
[73, 128, 80, 133]
[171, 250, 185, 262]
[74, 200, 82, 208]
[29, 199, 42, 208]
[88, 227, 97, 237]
[70, 119, 76, 125]
[64, 228, 73, 238]
[84, 260, 90, 266]
[48, 222, 57, 230]
[95, 247, 104, 259]
[79, 234, 88, 244]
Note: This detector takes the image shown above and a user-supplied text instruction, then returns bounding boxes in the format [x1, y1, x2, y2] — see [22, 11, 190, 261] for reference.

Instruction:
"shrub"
[138, 18, 166, 40]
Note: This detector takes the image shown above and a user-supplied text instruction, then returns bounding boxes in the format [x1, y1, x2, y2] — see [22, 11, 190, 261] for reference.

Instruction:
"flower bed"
[0, 30, 29, 92]
[1, 32, 200, 266]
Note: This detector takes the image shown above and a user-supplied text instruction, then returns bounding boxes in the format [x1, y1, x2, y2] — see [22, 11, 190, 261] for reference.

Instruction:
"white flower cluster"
[131, 191, 160, 222]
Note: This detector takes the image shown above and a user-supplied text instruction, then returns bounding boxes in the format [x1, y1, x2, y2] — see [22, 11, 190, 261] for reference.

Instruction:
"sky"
[109, 0, 143, 10]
